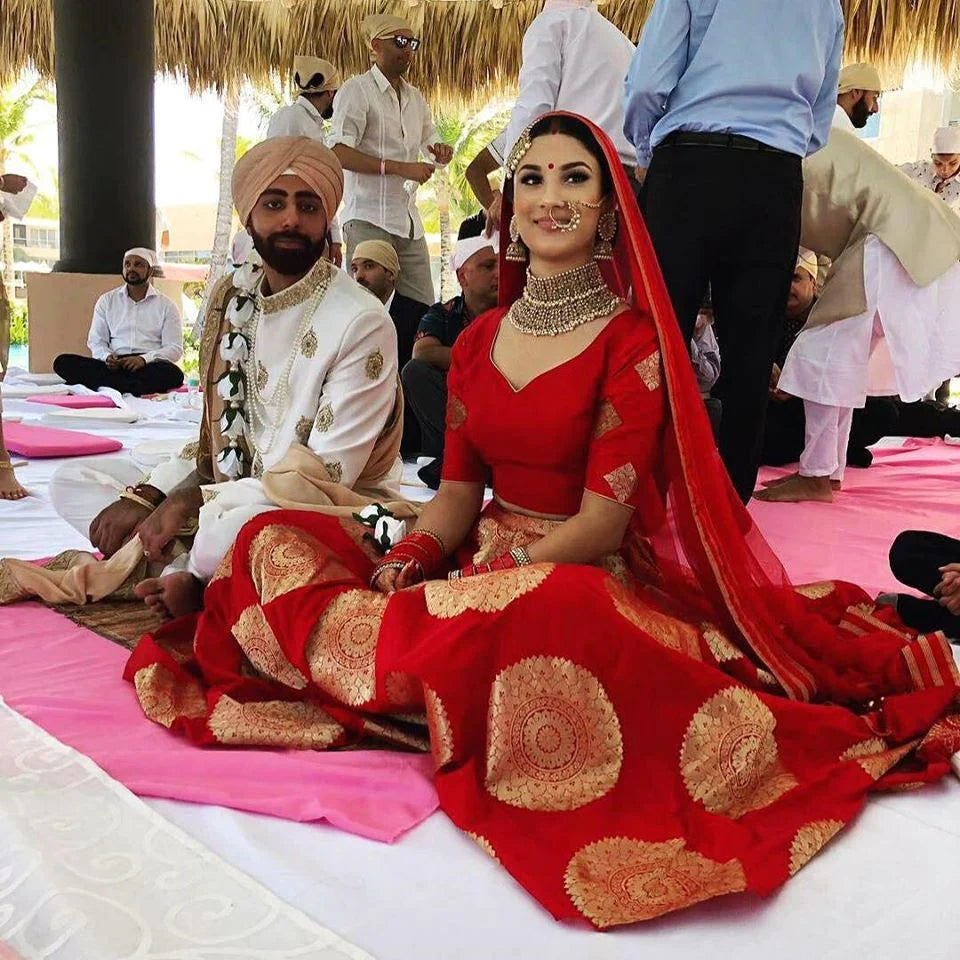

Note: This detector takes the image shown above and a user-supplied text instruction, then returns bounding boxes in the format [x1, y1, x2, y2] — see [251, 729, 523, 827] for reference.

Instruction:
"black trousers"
[401, 358, 446, 485]
[643, 144, 802, 502]
[889, 530, 960, 638]
[53, 354, 184, 396]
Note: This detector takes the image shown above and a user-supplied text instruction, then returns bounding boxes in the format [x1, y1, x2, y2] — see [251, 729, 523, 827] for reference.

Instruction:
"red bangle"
[373, 530, 446, 586]
[450, 550, 520, 580]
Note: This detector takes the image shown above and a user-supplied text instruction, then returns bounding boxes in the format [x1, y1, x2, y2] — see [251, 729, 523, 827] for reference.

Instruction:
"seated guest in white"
[267, 55, 344, 266]
[402, 233, 499, 489]
[756, 128, 960, 502]
[899, 125, 960, 214]
[53, 248, 184, 396]
[42, 137, 405, 618]
[691, 292, 721, 441]
[351, 239, 429, 458]
[834, 62, 882, 130]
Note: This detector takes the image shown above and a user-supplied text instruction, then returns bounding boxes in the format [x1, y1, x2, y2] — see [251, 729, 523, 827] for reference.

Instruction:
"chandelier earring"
[506, 215, 527, 262]
[594, 208, 618, 260]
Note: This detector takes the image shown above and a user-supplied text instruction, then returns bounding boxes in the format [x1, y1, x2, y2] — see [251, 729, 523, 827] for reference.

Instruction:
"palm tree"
[0, 81, 53, 294]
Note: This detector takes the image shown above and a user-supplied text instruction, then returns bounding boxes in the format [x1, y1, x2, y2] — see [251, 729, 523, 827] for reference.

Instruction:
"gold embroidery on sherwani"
[424, 685, 454, 768]
[485, 656, 622, 811]
[681, 686, 798, 818]
[788, 820, 845, 876]
[840, 738, 917, 781]
[466, 833, 501, 863]
[447, 394, 467, 430]
[424, 565, 555, 619]
[208, 695, 344, 748]
[315, 402, 334, 433]
[384, 671, 423, 709]
[256, 360, 269, 391]
[603, 463, 638, 504]
[593, 399, 622, 439]
[365, 348, 384, 380]
[248, 525, 345, 604]
[134, 663, 207, 728]
[233, 605, 308, 690]
[301, 328, 318, 358]
[305, 589, 386, 706]
[634, 350, 662, 391]
[702, 624, 743, 662]
[201, 487, 220, 505]
[471, 512, 557, 566]
[295, 416, 312, 445]
[564, 837, 746, 928]
[795, 581, 835, 599]
[324, 461, 343, 483]
[606, 579, 702, 659]
[178, 439, 200, 461]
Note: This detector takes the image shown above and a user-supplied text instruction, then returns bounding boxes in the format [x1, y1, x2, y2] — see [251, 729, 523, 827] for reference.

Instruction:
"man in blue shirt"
[624, 0, 843, 502]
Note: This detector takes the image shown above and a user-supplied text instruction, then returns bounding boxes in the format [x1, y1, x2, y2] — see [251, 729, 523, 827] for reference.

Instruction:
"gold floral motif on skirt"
[471, 512, 558, 566]
[485, 656, 622, 811]
[248, 525, 346, 604]
[702, 624, 743, 663]
[383, 671, 423, 709]
[788, 819, 845, 875]
[305, 589, 386, 706]
[424, 564, 554, 619]
[233, 605, 309, 689]
[134, 663, 208, 728]
[466, 833, 501, 864]
[840, 738, 917, 781]
[680, 686, 798, 818]
[424, 684, 454, 768]
[208, 694, 345, 748]
[564, 837, 746, 928]
[605, 579, 702, 660]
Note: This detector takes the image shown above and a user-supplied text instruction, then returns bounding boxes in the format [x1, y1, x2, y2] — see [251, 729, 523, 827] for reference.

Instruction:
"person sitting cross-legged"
[53, 248, 184, 397]
[402, 233, 499, 489]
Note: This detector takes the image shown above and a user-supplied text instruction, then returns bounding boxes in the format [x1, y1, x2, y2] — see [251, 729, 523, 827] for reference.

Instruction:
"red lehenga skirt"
[126, 504, 960, 929]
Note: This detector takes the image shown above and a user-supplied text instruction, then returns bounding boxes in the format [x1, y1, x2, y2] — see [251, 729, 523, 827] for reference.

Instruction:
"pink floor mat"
[751, 438, 960, 598]
[0, 603, 438, 842]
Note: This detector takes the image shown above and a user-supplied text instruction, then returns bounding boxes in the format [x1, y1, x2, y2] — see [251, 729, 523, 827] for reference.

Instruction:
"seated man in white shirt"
[834, 62, 882, 130]
[329, 13, 452, 305]
[53, 247, 184, 396]
[267, 56, 344, 266]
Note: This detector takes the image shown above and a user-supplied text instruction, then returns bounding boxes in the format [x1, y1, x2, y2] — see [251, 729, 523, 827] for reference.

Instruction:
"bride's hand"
[372, 560, 422, 594]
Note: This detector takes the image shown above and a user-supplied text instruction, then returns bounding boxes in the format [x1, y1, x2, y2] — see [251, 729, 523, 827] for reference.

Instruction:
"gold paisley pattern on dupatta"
[841, 739, 918, 781]
[788, 820, 845, 876]
[680, 686, 798, 818]
[424, 564, 555, 619]
[605, 579, 702, 659]
[134, 663, 208, 728]
[424, 685, 454, 768]
[795, 581, 835, 600]
[485, 656, 622, 811]
[305, 589, 386, 706]
[471, 512, 557, 566]
[208, 695, 345, 748]
[564, 837, 746, 928]
[702, 624, 743, 663]
[233, 605, 309, 690]
[466, 833, 501, 864]
[208, 548, 234, 586]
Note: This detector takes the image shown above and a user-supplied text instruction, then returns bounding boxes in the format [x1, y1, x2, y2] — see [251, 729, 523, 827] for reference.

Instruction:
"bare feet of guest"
[761, 473, 841, 491]
[0, 464, 27, 500]
[754, 473, 834, 502]
[134, 571, 204, 618]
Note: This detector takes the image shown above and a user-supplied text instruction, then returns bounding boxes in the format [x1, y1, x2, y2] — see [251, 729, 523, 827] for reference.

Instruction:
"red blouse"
[442, 307, 667, 519]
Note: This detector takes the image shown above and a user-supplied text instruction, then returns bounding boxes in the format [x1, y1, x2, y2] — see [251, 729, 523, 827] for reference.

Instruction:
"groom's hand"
[138, 488, 202, 561]
[89, 498, 153, 558]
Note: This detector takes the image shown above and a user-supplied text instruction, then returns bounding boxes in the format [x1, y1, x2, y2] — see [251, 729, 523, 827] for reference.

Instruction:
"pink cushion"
[3, 422, 123, 458]
[26, 394, 118, 409]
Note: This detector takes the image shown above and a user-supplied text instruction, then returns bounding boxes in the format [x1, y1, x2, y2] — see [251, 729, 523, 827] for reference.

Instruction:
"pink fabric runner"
[27, 394, 118, 409]
[751, 438, 960, 597]
[0, 603, 438, 842]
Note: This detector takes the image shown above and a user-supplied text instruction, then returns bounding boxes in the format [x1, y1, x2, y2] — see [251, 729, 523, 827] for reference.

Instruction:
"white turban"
[124, 247, 156, 268]
[933, 126, 960, 155]
[796, 248, 818, 284]
[452, 233, 497, 271]
[837, 63, 882, 95]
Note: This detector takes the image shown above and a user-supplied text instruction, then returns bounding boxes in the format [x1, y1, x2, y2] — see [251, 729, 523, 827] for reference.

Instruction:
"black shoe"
[417, 459, 442, 490]
[846, 446, 873, 468]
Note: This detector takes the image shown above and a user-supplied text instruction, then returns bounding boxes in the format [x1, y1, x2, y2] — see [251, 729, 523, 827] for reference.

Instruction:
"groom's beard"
[250, 228, 326, 276]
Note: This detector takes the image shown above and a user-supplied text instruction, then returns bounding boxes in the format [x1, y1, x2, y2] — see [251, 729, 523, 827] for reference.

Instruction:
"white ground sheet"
[2, 385, 959, 959]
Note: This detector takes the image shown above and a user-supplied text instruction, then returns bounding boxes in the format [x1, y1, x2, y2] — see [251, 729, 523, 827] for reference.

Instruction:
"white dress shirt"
[832, 104, 854, 130]
[898, 160, 960, 213]
[266, 97, 343, 245]
[503, 0, 636, 165]
[87, 284, 183, 364]
[329, 66, 439, 240]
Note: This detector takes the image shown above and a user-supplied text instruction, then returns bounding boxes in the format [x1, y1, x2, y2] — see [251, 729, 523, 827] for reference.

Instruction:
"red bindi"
[547, 162, 555, 170]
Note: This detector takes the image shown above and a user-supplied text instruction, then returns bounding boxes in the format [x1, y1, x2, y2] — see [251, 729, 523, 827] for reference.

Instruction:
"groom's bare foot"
[761, 472, 841, 491]
[754, 474, 834, 503]
[134, 571, 204, 619]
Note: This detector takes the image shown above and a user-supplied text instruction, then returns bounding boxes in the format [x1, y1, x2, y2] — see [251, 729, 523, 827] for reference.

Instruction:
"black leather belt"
[658, 131, 793, 155]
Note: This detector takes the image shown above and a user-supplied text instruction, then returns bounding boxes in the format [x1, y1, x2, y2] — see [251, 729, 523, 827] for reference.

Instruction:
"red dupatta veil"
[497, 113, 954, 706]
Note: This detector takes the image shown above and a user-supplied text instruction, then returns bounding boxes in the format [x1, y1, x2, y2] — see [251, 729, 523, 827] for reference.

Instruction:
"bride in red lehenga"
[127, 113, 960, 929]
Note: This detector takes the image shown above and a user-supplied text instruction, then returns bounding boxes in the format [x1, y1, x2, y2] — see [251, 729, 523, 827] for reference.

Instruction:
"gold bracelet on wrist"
[119, 490, 157, 512]
[509, 547, 532, 567]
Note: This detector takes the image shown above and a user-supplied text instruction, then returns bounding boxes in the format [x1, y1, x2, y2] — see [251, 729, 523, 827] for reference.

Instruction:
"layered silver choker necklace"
[507, 260, 623, 337]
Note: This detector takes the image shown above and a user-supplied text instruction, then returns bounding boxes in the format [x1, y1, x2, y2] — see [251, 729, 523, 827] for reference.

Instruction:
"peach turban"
[232, 137, 344, 226]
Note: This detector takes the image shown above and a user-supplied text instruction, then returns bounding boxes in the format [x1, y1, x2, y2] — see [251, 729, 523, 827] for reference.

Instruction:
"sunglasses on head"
[387, 35, 421, 50]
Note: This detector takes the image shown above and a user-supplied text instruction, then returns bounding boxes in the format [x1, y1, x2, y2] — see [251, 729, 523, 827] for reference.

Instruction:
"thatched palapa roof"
[1, 0, 959, 110]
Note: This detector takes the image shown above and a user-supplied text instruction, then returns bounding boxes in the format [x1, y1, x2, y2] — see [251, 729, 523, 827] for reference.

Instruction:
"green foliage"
[8, 300, 28, 346]
[29, 191, 58, 219]
[0, 80, 53, 171]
